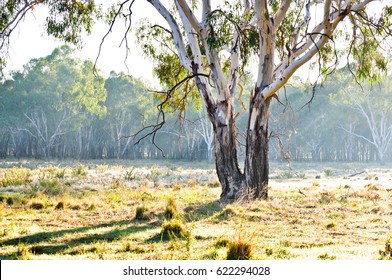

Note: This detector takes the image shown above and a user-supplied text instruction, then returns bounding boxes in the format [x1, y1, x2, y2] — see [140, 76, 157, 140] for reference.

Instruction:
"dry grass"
[0, 160, 391, 260]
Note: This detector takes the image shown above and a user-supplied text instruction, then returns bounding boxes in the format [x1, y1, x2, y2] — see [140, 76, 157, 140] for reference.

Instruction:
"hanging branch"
[93, 0, 136, 75]
[123, 72, 210, 157]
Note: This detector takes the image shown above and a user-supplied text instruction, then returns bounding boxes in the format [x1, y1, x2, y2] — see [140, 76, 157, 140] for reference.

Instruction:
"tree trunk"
[214, 96, 270, 201]
[213, 101, 243, 200]
[242, 96, 270, 200]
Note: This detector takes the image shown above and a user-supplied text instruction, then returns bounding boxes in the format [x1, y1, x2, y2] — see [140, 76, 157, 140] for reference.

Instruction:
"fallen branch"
[348, 170, 366, 177]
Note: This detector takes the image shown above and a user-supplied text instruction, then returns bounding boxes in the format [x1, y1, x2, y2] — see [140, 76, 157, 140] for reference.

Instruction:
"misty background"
[1, 45, 392, 164]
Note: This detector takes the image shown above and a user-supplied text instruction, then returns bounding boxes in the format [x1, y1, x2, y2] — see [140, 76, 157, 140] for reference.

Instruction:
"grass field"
[0, 160, 391, 260]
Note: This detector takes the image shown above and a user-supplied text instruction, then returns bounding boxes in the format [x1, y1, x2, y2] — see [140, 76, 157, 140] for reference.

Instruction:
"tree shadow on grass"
[0, 220, 155, 258]
[0, 200, 229, 258]
[183, 199, 229, 222]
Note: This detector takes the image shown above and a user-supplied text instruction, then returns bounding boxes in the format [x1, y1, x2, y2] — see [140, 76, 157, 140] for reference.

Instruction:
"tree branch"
[175, 0, 201, 34]
[148, 0, 193, 72]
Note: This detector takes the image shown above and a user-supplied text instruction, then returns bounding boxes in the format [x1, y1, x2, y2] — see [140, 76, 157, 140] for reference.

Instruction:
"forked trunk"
[214, 96, 270, 201]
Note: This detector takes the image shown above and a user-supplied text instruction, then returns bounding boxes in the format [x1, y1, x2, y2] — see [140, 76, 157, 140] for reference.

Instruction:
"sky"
[5, 1, 159, 82]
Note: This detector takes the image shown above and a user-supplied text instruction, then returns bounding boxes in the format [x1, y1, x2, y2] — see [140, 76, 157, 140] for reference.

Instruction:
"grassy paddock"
[0, 160, 391, 260]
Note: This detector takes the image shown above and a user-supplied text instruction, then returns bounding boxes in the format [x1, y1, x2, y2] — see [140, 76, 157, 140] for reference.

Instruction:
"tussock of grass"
[0, 167, 31, 187]
[30, 202, 44, 210]
[15, 244, 31, 260]
[164, 197, 178, 220]
[6, 196, 14, 206]
[226, 239, 253, 260]
[318, 253, 337, 260]
[72, 164, 87, 176]
[55, 201, 65, 210]
[323, 169, 334, 176]
[319, 191, 335, 203]
[379, 232, 392, 260]
[161, 219, 189, 240]
[187, 179, 198, 188]
[226, 225, 255, 260]
[207, 180, 220, 188]
[214, 237, 229, 248]
[70, 204, 82, 210]
[135, 205, 148, 220]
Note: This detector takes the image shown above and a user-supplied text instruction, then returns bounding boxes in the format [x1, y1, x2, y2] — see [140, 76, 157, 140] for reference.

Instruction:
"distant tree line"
[0, 46, 215, 161]
[268, 68, 392, 164]
[1, 47, 392, 163]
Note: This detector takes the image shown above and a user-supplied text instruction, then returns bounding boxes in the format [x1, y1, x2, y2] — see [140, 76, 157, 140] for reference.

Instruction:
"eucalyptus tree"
[330, 73, 392, 164]
[104, 72, 154, 159]
[1, 0, 392, 200]
[137, 0, 392, 200]
[2, 46, 106, 158]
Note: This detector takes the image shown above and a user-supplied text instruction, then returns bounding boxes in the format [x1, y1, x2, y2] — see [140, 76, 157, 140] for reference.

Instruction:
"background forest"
[1, 46, 392, 164]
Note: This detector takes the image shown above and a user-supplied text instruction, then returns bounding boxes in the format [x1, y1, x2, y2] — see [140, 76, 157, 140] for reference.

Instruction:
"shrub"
[323, 168, 334, 176]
